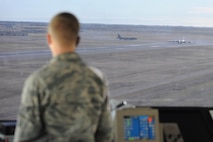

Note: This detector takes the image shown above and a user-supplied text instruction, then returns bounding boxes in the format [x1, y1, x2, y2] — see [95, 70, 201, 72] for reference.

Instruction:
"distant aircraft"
[170, 37, 191, 44]
[117, 34, 137, 40]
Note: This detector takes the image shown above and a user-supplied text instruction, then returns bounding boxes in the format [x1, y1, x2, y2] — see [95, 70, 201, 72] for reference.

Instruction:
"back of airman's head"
[48, 12, 79, 47]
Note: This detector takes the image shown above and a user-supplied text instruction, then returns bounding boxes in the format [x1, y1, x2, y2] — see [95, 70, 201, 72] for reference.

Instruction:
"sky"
[0, 0, 213, 27]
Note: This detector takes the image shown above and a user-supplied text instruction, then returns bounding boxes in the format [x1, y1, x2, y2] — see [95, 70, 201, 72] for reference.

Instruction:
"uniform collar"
[51, 52, 82, 63]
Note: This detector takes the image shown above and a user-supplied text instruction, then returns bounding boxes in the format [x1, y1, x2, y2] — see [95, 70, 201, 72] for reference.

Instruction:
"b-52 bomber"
[117, 34, 137, 40]
[169, 37, 191, 44]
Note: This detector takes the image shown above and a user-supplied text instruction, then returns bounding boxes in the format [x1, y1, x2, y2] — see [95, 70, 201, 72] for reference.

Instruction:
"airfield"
[1, 22, 213, 119]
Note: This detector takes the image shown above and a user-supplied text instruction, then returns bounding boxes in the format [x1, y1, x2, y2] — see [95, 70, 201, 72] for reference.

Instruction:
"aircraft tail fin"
[117, 34, 121, 39]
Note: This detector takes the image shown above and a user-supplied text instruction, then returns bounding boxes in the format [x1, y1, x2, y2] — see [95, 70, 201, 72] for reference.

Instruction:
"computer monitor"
[115, 107, 161, 142]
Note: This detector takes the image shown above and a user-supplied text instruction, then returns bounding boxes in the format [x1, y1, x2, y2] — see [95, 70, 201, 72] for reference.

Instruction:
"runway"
[0, 40, 205, 58]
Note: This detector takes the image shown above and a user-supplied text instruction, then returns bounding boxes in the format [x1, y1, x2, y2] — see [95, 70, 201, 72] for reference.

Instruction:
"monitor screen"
[115, 108, 161, 142]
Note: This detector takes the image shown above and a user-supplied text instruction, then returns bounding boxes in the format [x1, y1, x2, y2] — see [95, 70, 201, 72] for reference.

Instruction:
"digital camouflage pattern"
[14, 52, 113, 142]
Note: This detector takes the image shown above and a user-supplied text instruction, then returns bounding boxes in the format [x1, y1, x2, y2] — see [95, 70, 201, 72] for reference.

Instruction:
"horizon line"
[0, 20, 212, 28]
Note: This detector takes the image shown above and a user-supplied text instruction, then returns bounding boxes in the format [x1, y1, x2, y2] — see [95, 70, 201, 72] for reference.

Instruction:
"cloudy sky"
[0, 0, 213, 27]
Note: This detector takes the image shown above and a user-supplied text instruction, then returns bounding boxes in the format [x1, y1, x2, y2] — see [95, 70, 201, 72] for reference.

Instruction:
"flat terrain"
[1, 22, 213, 119]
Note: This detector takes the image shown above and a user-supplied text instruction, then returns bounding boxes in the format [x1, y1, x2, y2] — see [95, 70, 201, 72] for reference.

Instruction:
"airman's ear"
[46, 33, 52, 45]
[76, 36, 80, 46]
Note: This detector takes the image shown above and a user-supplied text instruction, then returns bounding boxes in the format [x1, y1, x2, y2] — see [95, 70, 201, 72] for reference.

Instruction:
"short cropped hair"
[48, 12, 80, 46]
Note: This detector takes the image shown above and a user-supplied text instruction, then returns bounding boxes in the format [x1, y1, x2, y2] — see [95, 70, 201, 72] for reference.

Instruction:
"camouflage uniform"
[14, 52, 113, 142]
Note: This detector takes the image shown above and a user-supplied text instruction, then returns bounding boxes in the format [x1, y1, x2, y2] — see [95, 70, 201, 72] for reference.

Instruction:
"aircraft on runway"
[117, 34, 137, 40]
[170, 37, 191, 44]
